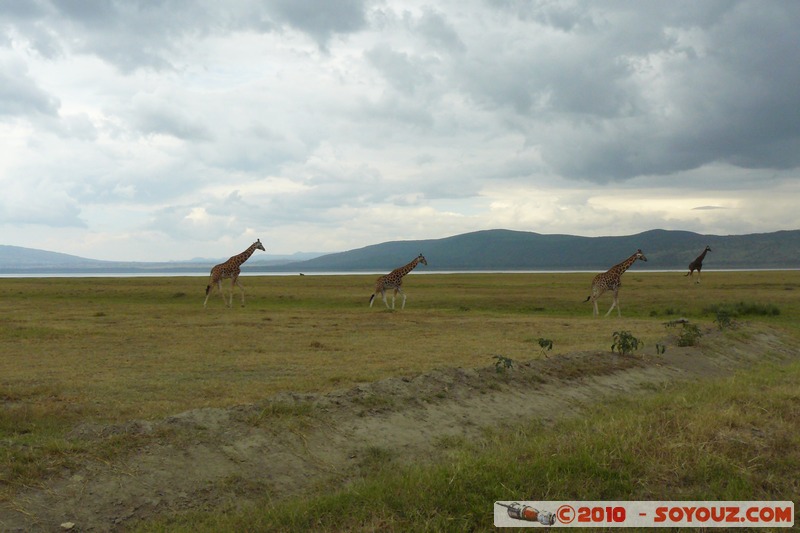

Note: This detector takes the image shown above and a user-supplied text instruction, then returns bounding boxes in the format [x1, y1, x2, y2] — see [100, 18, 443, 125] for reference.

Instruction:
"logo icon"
[496, 502, 556, 525]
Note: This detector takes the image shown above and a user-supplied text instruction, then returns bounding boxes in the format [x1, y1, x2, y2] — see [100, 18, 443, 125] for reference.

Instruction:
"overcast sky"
[2, 1, 799, 261]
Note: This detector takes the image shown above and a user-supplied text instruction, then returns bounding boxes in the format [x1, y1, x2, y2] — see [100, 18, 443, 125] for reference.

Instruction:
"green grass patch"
[704, 300, 781, 317]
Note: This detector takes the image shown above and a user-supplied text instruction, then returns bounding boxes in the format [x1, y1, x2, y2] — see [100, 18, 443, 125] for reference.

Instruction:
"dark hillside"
[0, 245, 111, 269]
[2, 229, 799, 273]
[270, 229, 800, 272]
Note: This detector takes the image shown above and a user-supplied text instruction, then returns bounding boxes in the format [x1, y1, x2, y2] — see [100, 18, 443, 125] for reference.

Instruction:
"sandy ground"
[2, 324, 798, 532]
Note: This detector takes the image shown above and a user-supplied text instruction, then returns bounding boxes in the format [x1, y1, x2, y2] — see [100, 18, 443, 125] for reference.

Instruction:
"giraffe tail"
[206, 284, 211, 295]
[583, 295, 591, 303]
[369, 294, 376, 305]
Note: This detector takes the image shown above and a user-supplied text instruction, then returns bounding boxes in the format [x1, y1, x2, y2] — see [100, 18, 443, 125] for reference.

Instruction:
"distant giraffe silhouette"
[369, 254, 427, 309]
[204, 239, 266, 308]
[685, 245, 711, 283]
[584, 249, 648, 317]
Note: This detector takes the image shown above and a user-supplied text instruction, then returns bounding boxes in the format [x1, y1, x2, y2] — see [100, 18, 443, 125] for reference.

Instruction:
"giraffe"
[584, 249, 647, 317]
[203, 239, 266, 308]
[369, 254, 428, 309]
[685, 245, 711, 283]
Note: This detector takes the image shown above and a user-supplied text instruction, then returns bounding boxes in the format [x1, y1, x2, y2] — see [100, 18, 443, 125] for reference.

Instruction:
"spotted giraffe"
[369, 254, 428, 309]
[204, 239, 266, 308]
[685, 245, 711, 283]
[584, 249, 647, 317]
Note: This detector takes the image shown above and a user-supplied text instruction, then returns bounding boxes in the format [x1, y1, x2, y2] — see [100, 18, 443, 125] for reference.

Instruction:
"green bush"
[493, 355, 514, 373]
[677, 323, 703, 347]
[612, 331, 642, 356]
[536, 337, 553, 357]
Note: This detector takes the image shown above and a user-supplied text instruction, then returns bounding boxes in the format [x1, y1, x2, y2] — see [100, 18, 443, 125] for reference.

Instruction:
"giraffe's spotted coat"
[369, 254, 427, 309]
[585, 249, 647, 317]
[204, 239, 266, 308]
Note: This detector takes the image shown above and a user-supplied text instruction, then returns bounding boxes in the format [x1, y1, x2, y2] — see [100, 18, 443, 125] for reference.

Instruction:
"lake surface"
[0, 269, 793, 279]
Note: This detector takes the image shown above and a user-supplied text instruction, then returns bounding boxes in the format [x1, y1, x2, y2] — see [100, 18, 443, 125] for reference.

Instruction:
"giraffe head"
[417, 253, 427, 266]
[254, 239, 266, 252]
[635, 249, 647, 262]
[705, 245, 712, 253]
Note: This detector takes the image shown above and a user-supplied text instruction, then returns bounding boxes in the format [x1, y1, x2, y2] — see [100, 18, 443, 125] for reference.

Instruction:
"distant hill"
[264, 229, 800, 272]
[0, 245, 113, 269]
[0, 245, 320, 274]
[1, 229, 799, 274]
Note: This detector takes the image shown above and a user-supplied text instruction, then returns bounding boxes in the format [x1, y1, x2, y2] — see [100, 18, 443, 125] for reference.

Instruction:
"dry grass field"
[2, 271, 797, 421]
[1, 270, 799, 530]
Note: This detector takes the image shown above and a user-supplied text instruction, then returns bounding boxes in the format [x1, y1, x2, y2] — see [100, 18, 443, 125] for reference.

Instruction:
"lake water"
[0, 268, 789, 278]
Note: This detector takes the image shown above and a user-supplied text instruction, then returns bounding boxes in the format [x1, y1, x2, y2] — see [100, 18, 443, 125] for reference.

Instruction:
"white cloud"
[0, 1, 798, 261]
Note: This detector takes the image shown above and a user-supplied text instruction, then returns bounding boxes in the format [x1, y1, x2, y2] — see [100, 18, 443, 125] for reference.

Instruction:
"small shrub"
[677, 323, 703, 347]
[493, 355, 514, 373]
[655, 343, 667, 355]
[611, 331, 642, 356]
[536, 337, 553, 357]
[714, 309, 735, 330]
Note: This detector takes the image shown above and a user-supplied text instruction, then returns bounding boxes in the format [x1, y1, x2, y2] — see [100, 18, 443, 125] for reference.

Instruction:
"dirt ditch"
[2, 325, 798, 532]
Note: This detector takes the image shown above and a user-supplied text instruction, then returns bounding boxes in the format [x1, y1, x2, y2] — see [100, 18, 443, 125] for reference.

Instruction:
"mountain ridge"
[263, 228, 800, 272]
[1, 229, 799, 273]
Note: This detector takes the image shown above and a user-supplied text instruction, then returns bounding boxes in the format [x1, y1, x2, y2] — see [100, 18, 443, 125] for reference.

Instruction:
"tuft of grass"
[704, 301, 781, 317]
[356, 446, 397, 475]
[248, 400, 316, 424]
[351, 392, 397, 414]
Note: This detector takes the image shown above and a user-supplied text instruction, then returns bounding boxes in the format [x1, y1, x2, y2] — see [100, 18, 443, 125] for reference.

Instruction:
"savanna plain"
[1, 271, 799, 531]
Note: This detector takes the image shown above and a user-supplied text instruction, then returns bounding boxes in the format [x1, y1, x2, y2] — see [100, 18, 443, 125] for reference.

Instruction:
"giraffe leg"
[606, 291, 619, 316]
[590, 287, 602, 317]
[397, 288, 407, 309]
[391, 288, 397, 309]
[223, 279, 233, 307]
[214, 280, 226, 307]
[606, 290, 621, 317]
[234, 277, 246, 306]
[203, 284, 213, 308]
[381, 289, 390, 308]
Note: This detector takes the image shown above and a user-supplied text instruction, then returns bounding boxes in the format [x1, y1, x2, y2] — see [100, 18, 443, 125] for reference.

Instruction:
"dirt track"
[2, 325, 798, 532]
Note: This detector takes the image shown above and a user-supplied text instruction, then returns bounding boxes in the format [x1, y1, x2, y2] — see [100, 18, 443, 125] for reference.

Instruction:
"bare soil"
[2, 325, 798, 532]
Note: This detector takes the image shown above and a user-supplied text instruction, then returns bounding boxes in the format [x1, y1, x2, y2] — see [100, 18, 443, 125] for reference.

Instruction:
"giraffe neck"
[230, 243, 259, 267]
[396, 257, 422, 278]
[698, 249, 709, 262]
[611, 252, 640, 277]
